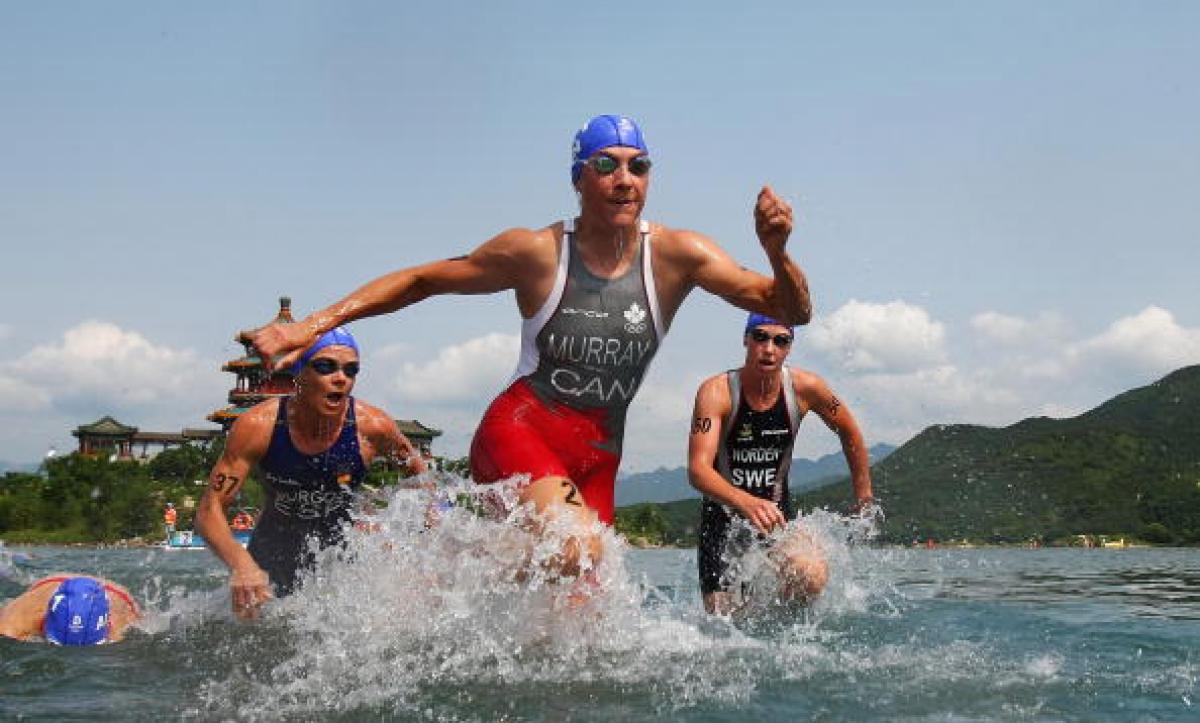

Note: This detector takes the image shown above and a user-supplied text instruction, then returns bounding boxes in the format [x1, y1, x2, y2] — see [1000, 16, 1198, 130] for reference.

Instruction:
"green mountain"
[614, 445, 896, 547]
[614, 444, 896, 506]
[794, 365, 1200, 545]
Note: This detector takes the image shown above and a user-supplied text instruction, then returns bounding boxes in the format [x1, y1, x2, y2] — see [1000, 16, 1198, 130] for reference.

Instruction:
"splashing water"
[0, 540, 37, 584]
[181, 475, 896, 720]
[716, 506, 891, 626]
[5, 515, 1196, 721]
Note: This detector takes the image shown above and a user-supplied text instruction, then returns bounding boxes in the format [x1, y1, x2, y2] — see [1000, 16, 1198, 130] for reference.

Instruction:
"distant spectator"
[163, 502, 178, 540]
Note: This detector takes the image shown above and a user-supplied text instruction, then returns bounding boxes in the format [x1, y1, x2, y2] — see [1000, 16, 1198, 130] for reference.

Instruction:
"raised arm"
[675, 186, 811, 326]
[195, 406, 272, 619]
[251, 227, 550, 370]
[687, 375, 788, 534]
[795, 372, 874, 509]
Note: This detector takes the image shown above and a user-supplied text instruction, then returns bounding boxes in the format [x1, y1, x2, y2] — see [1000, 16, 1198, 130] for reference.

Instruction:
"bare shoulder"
[0, 586, 47, 639]
[650, 223, 721, 263]
[697, 371, 730, 392]
[789, 367, 829, 394]
[225, 398, 279, 458]
[353, 399, 397, 437]
[1, 575, 61, 626]
[234, 398, 280, 430]
[649, 223, 747, 306]
[789, 369, 842, 414]
[694, 372, 734, 411]
[477, 223, 561, 264]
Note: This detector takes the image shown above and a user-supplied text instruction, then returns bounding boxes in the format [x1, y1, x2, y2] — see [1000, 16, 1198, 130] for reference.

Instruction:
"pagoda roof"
[132, 431, 189, 444]
[72, 416, 138, 438]
[208, 406, 254, 422]
[221, 356, 296, 378]
[224, 356, 265, 369]
[182, 428, 224, 440]
[235, 296, 296, 345]
[395, 419, 442, 438]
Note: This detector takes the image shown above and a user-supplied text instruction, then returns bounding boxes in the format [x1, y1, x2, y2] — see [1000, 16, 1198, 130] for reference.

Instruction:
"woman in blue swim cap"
[196, 325, 427, 618]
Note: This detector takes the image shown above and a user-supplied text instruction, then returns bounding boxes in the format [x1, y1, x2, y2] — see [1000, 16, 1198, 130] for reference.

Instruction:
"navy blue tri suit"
[247, 397, 368, 595]
[698, 368, 803, 595]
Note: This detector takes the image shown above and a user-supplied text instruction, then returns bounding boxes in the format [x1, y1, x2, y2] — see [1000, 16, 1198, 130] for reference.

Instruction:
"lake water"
[1, 496, 1197, 722]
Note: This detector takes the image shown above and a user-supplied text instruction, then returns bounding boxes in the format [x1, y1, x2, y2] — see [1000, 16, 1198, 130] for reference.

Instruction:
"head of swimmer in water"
[570, 115, 652, 231]
[293, 327, 360, 415]
[43, 577, 110, 646]
[743, 312, 794, 374]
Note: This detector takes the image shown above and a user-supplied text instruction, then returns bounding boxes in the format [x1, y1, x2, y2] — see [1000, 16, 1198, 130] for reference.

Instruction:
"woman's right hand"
[248, 321, 313, 372]
[736, 493, 787, 535]
[229, 564, 273, 620]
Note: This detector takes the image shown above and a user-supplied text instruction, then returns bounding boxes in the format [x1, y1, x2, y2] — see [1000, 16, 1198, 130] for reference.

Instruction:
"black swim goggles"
[585, 153, 653, 177]
[308, 358, 361, 378]
[748, 329, 793, 347]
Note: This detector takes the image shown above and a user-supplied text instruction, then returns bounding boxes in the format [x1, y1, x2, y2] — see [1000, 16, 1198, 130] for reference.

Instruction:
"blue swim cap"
[571, 115, 649, 183]
[43, 577, 110, 646]
[745, 312, 794, 334]
[292, 326, 360, 375]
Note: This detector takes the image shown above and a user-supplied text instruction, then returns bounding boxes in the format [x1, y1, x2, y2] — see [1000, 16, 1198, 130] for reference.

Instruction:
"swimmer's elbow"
[764, 293, 811, 326]
[787, 308, 813, 326]
[194, 499, 222, 534]
[193, 506, 211, 533]
[785, 295, 814, 325]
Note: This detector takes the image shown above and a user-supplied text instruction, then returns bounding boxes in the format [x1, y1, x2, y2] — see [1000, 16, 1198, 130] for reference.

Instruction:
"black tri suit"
[698, 368, 803, 595]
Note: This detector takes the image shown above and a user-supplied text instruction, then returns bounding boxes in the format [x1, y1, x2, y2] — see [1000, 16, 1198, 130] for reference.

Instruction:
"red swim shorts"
[470, 378, 619, 524]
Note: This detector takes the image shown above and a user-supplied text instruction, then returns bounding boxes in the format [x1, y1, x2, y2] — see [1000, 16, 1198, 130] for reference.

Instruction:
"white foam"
[188, 476, 900, 719]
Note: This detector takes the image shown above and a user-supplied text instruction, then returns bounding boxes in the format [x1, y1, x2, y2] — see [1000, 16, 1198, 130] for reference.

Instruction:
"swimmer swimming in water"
[0, 574, 141, 645]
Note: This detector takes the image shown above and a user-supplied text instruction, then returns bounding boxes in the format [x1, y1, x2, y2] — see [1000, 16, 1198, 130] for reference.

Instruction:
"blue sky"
[1, 2, 1197, 469]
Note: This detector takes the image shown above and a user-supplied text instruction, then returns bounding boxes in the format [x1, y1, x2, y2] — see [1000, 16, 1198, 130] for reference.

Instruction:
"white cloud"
[806, 299, 946, 373]
[0, 320, 222, 415]
[966, 310, 1075, 384]
[389, 333, 519, 405]
[0, 373, 51, 412]
[846, 364, 1024, 445]
[810, 304, 1200, 453]
[621, 366, 708, 471]
[970, 310, 1069, 347]
[971, 311, 1028, 343]
[372, 341, 417, 364]
[0, 320, 229, 461]
[1073, 306, 1200, 376]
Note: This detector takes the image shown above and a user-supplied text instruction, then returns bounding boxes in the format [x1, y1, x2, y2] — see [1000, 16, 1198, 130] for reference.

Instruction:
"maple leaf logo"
[623, 302, 647, 334]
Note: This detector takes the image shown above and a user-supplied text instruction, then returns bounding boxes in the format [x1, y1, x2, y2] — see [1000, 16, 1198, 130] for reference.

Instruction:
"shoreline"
[5, 537, 1196, 551]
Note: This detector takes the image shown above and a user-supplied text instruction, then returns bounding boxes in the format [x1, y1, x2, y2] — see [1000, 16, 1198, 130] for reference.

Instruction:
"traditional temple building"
[72, 417, 221, 460]
[208, 296, 299, 429]
[396, 419, 442, 456]
[72, 416, 136, 458]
